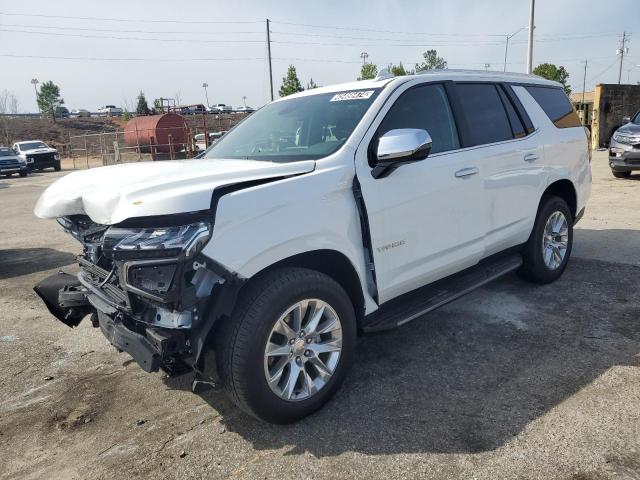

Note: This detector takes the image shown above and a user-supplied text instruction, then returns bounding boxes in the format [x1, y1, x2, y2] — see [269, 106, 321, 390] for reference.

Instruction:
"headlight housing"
[105, 221, 212, 259]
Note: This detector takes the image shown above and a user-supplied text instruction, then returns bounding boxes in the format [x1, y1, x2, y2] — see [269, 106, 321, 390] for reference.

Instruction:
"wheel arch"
[542, 179, 577, 220]
[246, 249, 366, 326]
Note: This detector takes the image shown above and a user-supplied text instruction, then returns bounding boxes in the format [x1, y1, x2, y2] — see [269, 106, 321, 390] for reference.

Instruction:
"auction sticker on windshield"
[330, 90, 375, 102]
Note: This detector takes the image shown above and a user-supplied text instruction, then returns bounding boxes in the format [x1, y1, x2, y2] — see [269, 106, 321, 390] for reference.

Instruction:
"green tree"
[36, 80, 64, 122]
[533, 63, 572, 95]
[358, 63, 378, 80]
[136, 91, 150, 115]
[279, 65, 304, 97]
[307, 78, 319, 89]
[122, 108, 132, 121]
[153, 98, 162, 113]
[390, 62, 413, 76]
[415, 50, 447, 72]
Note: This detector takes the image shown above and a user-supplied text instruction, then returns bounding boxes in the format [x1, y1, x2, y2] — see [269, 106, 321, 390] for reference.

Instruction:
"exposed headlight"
[106, 221, 211, 259]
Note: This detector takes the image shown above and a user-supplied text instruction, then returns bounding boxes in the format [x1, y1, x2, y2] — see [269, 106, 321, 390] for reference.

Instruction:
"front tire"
[612, 170, 631, 178]
[519, 195, 573, 284]
[216, 267, 356, 423]
[54, 162, 61, 172]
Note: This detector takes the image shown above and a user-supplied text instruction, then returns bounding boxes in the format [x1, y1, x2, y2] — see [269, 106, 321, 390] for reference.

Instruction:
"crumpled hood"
[34, 159, 315, 225]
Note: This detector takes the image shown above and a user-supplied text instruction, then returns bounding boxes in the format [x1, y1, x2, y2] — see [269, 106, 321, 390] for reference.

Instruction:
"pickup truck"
[34, 70, 591, 424]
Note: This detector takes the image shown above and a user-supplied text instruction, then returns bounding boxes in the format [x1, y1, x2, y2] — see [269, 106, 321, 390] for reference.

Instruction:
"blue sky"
[2, 0, 639, 112]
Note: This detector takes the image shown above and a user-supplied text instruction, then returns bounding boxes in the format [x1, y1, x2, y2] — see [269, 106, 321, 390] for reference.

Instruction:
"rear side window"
[377, 83, 460, 154]
[497, 87, 526, 138]
[455, 84, 513, 145]
[525, 86, 581, 128]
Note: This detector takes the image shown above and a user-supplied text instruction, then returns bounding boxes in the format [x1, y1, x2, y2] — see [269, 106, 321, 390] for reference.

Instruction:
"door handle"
[524, 153, 540, 162]
[455, 167, 479, 178]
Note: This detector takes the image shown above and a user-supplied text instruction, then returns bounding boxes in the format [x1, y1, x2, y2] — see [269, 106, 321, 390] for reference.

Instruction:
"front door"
[355, 82, 485, 304]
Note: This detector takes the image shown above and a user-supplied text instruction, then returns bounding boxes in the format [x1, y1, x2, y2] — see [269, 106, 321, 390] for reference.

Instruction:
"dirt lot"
[1, 152, 639, 480]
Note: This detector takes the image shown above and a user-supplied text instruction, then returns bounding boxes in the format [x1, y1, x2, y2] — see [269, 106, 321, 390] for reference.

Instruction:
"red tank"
[124, 113, 187, 153]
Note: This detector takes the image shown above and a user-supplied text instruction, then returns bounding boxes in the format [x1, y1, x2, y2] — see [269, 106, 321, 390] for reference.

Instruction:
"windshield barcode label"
[330, 90, 375, 102]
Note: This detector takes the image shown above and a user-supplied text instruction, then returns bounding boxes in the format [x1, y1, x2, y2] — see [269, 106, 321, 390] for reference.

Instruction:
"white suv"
[34, 70, 591, 423]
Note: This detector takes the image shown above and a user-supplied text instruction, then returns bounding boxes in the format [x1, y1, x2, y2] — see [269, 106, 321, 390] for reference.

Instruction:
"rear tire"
[612, 170, 631, 178]
[519, 195, 573, 284]
[215, 267, 356, 424]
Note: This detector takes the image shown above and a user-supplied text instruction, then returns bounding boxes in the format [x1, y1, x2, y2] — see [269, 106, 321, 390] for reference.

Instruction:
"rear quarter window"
[525, 86, 581, 128]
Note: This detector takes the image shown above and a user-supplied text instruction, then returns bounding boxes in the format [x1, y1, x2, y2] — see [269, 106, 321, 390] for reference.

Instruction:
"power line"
[0, 23, 264, 35]
[0, 11, 262, 24]
[0, 53, 265, 62]
[0, 28, 269, 44]
[271, 20, 507, 37]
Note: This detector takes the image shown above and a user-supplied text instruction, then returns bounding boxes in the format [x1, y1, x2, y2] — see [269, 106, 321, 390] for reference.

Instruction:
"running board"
[362, 253, 523, 333]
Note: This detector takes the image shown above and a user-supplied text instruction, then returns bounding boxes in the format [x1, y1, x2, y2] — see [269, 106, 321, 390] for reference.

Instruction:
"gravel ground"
[0, 152, 639, 480]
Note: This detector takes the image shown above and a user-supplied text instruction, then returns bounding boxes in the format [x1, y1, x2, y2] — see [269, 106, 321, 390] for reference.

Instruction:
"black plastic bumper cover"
[97, 311, 160, 373]
[33, 272, 90, 327]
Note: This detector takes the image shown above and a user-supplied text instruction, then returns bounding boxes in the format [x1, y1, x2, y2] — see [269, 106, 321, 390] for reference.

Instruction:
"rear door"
[355, 81, 485, 303]
[454, 82, 544, 256]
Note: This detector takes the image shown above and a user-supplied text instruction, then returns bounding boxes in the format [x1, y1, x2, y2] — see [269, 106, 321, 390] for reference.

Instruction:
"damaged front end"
[34, 213, 241, 374]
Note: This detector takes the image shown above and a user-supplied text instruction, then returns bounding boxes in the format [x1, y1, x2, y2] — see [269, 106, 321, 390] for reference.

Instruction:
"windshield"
[632, 112, 640, 125]
[204, 89, 381, 162]
[0, 148, 16, 157]
[19, 142, 47, 150]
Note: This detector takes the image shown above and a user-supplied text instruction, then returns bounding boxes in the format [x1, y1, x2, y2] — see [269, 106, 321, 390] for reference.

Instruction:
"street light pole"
[526, 0, 536, 74]
[242, 95, 247, 107]
[360, 52, 369, 65]
[503, 27, 527, 72]
[202, 82, 209, 108]
[30, 78, 39, 114]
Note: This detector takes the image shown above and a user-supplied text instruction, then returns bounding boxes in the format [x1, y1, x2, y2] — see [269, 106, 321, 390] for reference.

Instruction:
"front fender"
[200, 161, 375, 311]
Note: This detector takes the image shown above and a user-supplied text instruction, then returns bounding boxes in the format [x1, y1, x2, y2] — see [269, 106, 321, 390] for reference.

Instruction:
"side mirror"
[372, 129, 432, 179]
[622, 116, 631, 124]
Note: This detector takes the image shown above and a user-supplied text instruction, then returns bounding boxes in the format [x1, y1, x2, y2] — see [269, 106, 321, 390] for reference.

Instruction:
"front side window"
[377, 83, 459, 154]
[204, 89, 381, 162]
[525, 86, 581, 128]
[456, 83, 513, 145]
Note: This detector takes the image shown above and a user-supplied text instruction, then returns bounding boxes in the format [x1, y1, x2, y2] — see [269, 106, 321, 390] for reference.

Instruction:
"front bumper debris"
[97, 311, 161, 372]
[33, 272, 92, 327]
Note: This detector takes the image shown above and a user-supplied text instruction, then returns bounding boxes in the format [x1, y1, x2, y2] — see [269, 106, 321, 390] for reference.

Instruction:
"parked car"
[208, 103, 232, 114]
[33, 70, 591, 424]
[235, 106, 255, 113]
[177, 104, 206, 115]
[609, 111, 640, 178]
[0, 146, 28, 177]
[71, 109, 91, 118]
[13, 140, 60, 171]
[98, 105, 123, 117]
[55, 106, 70, 118]
[193, 131, 227, 151]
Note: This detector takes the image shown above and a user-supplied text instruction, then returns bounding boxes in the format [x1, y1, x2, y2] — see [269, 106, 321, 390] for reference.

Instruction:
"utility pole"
[360, 52, 369, 65]
[617, 31, 629, 84]
[266, 19, 274, 101]
[202, 82, 209, 107]
[526, 0, 535, 74]
[30, 78, 39, 114]
[581, 60, 588, 105]
[242, 95, 247, 107]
